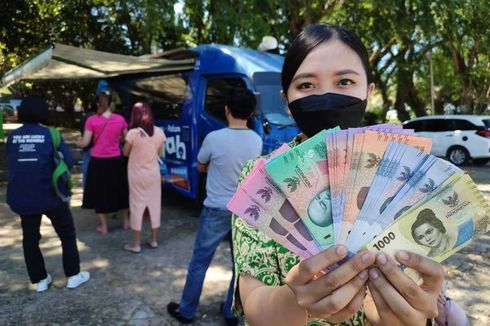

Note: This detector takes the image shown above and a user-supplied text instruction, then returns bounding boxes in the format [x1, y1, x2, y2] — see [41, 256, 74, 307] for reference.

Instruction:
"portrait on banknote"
[307, 189, 332, 227]
[409, 208, 457, 258]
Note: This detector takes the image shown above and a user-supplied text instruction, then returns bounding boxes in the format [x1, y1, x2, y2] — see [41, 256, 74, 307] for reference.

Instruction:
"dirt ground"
[0, 127, 489, 325]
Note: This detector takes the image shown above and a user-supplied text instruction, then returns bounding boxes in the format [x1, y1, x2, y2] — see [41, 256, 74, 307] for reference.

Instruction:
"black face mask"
[288, 92, 367, 137]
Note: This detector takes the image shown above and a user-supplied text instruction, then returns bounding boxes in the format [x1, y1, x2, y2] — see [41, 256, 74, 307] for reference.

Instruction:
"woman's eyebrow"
[334, 69, 360, 76]
[291, 72, 317, 83]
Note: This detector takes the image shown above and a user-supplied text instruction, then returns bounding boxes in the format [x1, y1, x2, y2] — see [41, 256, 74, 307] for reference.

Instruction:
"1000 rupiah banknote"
[364, 174, 490, 269]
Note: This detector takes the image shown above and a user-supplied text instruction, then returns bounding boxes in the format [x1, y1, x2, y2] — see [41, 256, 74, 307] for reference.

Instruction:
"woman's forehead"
[294, 39, 365, 78]
[415, 223, 431, 231]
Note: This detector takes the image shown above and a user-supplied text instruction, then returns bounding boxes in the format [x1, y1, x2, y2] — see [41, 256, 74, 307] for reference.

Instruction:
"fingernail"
[362, 252, 372, 263]
[312, 270, 327, 280]
[358, 270, 368, 280]
[377, 254, 387, 265]
[369, 269, 380, 280]
[336, 245, 347, 256]
[397, 250, 409, 261]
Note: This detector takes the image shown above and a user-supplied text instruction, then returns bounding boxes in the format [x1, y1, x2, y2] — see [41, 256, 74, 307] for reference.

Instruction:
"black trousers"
[20, 203, 80, 283]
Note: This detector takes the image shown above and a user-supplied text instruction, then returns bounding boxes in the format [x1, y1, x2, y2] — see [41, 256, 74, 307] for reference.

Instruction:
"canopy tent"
[1, 43, 196, 87]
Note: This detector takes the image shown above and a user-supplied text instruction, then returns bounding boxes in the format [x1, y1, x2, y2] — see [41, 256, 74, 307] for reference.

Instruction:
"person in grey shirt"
[168, 88, 262, 325]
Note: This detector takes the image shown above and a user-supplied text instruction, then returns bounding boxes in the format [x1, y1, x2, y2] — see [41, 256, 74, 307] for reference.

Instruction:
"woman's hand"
[286, 245, 375, 324]
[78, 130, 93, 148]
[366, 251, 444, 326]
[77, 136, 85, 148]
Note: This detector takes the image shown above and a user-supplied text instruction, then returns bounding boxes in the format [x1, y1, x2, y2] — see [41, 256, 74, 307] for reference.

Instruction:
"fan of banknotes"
[228, 125, 490, 265]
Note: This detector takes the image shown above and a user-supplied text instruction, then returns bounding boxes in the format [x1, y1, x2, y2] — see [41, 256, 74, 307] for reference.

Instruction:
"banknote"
[240, 159, 321, 255]
[345, 143, 430, 249]
[340, 131, 432, 243]
[326, 130, 346, 239]
[238, 143, 290, 188]
[266, 129, 338, 248]
[330, 126, 411, 241]
[227, 187, 314, 258]
[347, 156, 464, 253]
[364, 174, 490, 267]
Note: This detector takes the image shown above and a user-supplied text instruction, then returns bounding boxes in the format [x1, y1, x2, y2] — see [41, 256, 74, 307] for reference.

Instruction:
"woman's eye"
[297, 82, 315, 90]
[337, 79, 355, 87]
[427, 229, 433, 235]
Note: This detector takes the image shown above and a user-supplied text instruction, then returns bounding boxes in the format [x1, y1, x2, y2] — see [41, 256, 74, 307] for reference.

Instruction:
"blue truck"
[0, 42, 300, 200]
[107, 44, 299, 200]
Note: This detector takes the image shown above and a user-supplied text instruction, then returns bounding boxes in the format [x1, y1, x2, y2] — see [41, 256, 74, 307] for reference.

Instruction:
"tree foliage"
[0, 0, 488, 126]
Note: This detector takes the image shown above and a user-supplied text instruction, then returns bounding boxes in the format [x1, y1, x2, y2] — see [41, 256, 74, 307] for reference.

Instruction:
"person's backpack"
[49, 128, 73, 202]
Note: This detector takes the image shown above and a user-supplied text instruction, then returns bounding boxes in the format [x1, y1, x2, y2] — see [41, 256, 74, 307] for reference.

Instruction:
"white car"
[403, 115, 490, 166]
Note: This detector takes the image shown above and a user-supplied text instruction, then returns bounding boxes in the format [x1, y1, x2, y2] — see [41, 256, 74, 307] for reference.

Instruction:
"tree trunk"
[288, 1, 303, 37]
[394, 68, 427, 121]
[371, 72, 391, 122]
[394, 82, 410, 122]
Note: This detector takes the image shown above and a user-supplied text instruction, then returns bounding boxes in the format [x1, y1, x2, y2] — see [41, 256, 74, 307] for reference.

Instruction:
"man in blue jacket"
[7, 95, 90, 292]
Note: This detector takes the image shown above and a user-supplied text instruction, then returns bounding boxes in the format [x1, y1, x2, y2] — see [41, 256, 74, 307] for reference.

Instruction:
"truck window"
[253, 72, 294, 126]
[131, 74, 188, 120]
[205, 78, 247, 122]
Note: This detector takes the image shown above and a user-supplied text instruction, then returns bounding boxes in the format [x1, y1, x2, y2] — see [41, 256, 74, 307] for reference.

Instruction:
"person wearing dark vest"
[6, 95, 90, 292]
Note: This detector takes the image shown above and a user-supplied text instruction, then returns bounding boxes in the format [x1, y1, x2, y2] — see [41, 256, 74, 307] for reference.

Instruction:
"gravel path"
[0, 128, 488, 325]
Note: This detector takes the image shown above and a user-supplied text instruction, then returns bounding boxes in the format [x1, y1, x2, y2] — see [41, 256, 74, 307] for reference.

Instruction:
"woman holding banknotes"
[232, 24, 462, 326]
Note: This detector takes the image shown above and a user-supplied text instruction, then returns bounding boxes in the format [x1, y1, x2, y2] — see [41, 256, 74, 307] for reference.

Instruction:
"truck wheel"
[447, 146, 469, 166]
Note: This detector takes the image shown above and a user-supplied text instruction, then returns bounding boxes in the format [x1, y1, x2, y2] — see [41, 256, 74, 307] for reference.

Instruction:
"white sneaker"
[36, 273, 52, 292]
[66, 271, 90, 289]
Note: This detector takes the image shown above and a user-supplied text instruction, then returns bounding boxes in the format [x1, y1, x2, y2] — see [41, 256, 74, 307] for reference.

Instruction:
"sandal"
[146, 241, 158, 249]
[123, 244, 141, 254]
[96, 225, 108, 235]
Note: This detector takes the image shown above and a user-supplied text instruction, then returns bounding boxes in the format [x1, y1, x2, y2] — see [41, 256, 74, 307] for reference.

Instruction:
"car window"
[482, 119, 490, 130]
[423, 119, 453, 132]
[403, 120, 424, 131]
[452, 119, 478, 130]
[205, 78, 247, 122]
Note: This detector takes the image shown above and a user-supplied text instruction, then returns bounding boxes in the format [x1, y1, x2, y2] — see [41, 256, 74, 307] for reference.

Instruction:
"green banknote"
[266, 128, 339, 248]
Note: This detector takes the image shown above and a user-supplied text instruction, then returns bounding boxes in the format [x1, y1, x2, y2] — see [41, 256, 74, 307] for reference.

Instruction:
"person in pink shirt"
[78, 89, 130, 235]
[122, 102, 166, 253]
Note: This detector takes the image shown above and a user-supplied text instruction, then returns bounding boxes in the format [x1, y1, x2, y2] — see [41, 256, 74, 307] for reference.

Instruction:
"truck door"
[198, 76, 249, 143]
[115, 73, 196, 198]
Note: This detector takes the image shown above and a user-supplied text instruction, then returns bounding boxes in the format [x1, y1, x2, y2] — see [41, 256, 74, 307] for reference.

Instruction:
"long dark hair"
[129, 102, 155, 136]
[281, 24, 371, 95]
[18, 95, 49, 124]
[411, 208, 447, 245]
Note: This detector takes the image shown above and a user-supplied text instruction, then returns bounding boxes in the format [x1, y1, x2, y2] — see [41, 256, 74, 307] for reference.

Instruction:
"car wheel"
[473, 158, 489, 166]
[447, 146, 470, 166]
